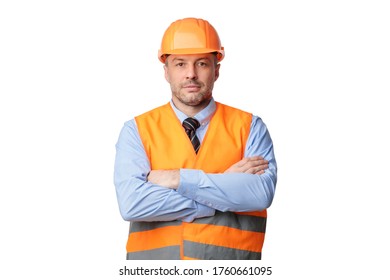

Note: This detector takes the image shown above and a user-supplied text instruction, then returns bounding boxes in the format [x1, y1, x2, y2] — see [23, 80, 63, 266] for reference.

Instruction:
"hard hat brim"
[158, 48, 224, 63]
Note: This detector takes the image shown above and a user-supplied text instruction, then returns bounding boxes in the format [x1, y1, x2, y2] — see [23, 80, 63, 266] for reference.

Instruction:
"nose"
[186, 64, 198, 80]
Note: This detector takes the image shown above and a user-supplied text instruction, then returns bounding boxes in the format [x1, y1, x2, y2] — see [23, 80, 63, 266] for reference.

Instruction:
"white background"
[1, 0, 389, 279]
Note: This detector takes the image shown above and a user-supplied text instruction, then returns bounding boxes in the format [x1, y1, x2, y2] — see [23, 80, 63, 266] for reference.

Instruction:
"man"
[114, 17, 277, 260]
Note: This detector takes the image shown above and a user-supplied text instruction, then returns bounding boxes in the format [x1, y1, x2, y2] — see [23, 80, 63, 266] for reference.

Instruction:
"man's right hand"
[224, 156, 269, 175]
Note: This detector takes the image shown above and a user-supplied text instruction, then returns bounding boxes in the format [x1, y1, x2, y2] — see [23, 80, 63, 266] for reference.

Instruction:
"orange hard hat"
[158, 18, 225, 63]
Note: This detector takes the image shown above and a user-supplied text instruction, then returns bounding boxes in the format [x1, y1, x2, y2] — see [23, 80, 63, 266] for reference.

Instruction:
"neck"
[172, 97, 211, 117]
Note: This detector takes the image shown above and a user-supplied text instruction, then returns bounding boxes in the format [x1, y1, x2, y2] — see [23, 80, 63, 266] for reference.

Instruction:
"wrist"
[170, 169, 180, 189]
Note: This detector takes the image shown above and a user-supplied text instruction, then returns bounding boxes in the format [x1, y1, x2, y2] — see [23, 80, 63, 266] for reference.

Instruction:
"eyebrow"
[171, 56, 212, 63]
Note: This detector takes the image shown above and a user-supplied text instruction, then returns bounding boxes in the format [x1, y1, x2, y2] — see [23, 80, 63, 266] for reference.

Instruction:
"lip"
[183, 84, 201, 89]
[183, 85, 201, 92]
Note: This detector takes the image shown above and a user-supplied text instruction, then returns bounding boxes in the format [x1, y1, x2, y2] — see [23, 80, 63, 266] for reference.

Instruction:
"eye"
[175, 62, 185, 67]
[197, 61, 207, 67]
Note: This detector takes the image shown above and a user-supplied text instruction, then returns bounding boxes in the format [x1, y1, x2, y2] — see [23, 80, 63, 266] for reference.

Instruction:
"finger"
[254, 170, 265, 175]
[257, 158, 268, 164]
[258, 162, 269, 169]
[228, 157, 268, 172]
[248, 156, 265, 161]
[245, 164, 268, 174]
[246, 157, 268, 167]
[241, 159, 268, 170]
[236, 157, 252, 167]
[244, 167, 258, 174]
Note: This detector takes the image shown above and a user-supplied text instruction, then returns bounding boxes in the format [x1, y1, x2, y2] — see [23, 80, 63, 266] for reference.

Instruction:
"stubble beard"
[172, 83, 213, 107]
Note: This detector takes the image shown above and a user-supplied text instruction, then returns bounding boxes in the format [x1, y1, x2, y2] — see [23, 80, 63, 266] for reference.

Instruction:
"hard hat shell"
[158, 18, 225, 63]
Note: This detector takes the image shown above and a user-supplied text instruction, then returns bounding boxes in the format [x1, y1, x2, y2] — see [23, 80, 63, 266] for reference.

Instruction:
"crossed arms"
[148, 156, 269, 189]
[114, 117, 277, 222]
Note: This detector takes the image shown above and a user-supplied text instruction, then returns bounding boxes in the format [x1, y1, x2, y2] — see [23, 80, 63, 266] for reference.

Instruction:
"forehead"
[168, 53, 215, 62]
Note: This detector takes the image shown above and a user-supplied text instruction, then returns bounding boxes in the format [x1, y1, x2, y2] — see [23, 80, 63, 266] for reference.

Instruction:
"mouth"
[182, 82, 201, 89]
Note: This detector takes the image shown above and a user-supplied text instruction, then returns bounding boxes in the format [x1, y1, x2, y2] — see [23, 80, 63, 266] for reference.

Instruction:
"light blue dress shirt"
[114, 98, 277, 223]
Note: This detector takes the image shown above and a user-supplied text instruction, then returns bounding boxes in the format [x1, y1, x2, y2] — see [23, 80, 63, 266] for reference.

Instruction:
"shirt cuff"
[195, 203, 215, 219]
[181, 202, 215, 222]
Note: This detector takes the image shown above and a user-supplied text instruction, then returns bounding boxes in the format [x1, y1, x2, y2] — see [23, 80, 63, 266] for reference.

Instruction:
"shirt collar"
[169, 98, 216, 126]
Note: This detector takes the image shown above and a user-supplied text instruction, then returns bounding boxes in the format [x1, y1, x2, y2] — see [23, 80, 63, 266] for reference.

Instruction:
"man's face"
[164, 53, 220, 110]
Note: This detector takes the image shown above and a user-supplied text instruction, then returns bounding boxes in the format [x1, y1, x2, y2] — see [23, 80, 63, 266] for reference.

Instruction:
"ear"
[214, 63, 221, 82]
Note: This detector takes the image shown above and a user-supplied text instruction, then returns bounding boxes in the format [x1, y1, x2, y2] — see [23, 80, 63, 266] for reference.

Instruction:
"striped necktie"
[182, 117, 201, 153]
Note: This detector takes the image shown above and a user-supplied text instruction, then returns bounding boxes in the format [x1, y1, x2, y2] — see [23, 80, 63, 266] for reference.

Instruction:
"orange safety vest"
[127, 102, 267, 260]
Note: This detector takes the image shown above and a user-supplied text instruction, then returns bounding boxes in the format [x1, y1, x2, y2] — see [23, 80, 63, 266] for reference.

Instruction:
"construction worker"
[114, 17, 277, 260]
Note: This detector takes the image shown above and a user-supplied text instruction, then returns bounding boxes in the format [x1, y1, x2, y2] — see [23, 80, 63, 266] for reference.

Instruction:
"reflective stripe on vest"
[129, 102, 267, 259]
[127, 246, 181, 260]
[183, 241, 262, 260]
[192, 210, 266, 232]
